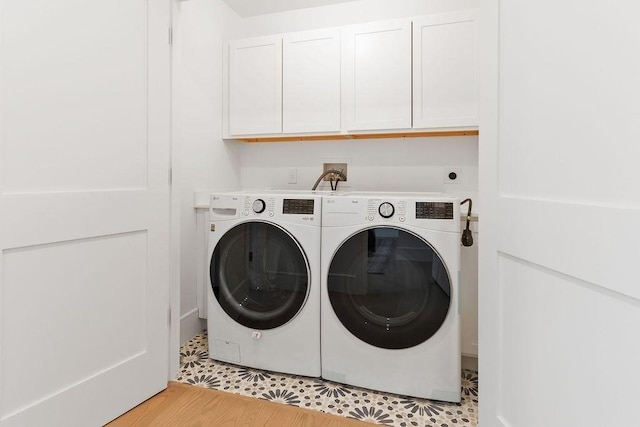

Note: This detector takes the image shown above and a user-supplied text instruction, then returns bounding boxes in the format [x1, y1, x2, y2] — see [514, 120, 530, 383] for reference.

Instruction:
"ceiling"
[221, 0, 359, 17]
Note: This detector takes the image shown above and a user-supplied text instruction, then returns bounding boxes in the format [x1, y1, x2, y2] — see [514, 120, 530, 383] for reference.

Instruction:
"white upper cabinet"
[223, 10, 478, 139]
[226, 35, 282, 136]
[283, 29, 341, 134]
[413, 10, 478, 129]
[342, 20, 412, 132]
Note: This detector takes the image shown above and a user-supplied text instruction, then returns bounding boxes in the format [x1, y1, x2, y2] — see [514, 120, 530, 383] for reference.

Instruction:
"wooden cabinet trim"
[231, 129, 478, 143]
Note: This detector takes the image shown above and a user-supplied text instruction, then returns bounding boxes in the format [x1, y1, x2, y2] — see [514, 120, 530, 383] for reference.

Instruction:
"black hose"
[460, 198, 473, 247]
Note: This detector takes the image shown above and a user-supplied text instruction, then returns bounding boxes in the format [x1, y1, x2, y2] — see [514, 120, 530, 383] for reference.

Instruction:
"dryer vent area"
[176, 332, 478, 427]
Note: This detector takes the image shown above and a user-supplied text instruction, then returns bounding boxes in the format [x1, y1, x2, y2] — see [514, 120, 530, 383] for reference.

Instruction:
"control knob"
[378, 202, 395, 218]
[252, 199, 266, 213]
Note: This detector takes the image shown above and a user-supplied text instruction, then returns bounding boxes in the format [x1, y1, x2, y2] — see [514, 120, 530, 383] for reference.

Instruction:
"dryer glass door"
[211, 221, 310, 330]
[327, 227, 451, 349]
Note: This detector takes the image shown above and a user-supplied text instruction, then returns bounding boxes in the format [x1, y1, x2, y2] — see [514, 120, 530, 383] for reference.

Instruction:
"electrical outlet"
[322, 163, 348, 181]
[287, 168, 297, 184]
[444, 168, 462, 184]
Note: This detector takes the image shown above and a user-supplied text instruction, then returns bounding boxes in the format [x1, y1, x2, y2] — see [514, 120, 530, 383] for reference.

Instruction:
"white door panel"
[498, 14, 640, 206]
[497, 198, 640, 300]
[480, 0, 640, 425]
[497, 254, 640, 427]
[1, 0, 149, 193]
[2, 231, 148, 418]
[1, 192, 156, 248]
[0, 0, 171, 426]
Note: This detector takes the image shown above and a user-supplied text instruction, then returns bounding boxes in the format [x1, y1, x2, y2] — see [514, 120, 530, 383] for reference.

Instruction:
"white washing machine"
[207, 191, 321, 377]
[321, 193, 461, 401]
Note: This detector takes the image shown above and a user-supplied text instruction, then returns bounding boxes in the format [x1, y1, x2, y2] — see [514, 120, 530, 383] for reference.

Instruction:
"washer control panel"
[243, 196, 276, 217]
[283, 198, 315, 215]
[367, 199, 407, 222]
[322, 195, 459, 231]
[210, 193, 320, 225]
[322, 193, 460, 233]
[416, 201, 454, 219]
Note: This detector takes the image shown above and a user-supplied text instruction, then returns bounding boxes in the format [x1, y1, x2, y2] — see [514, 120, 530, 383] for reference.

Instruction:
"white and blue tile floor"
[176, 332, 478, 427]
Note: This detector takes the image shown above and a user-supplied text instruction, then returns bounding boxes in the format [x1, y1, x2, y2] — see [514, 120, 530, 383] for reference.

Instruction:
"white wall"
[240, 137, 478, 200]
[173, 0, 243, 342]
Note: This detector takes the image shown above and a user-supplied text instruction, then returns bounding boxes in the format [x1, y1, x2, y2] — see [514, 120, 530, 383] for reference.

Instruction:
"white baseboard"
[180, 308, 206, 345]
[462, 355, 478, 371]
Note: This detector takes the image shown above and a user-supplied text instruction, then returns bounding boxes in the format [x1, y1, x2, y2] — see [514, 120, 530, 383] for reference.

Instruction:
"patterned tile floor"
[176, 332, 478, 427]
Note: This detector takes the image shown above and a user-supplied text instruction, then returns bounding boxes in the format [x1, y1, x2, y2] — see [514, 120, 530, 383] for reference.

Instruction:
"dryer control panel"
[209, 192, 321, 226]
[322, 195, 459, 232]
[243, 196, 276, 217]
[416, 202, 454, 219]
[283, 198, 315, 215]
[366, 199, 407, 222]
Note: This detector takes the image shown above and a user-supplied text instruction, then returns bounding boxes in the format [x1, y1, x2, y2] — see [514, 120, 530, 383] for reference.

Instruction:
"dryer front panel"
[210, 221, 310, 330]
[327, 226, 451, 349]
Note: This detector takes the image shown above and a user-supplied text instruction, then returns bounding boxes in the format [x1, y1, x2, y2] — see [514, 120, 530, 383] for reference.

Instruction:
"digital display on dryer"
[283, 199, 315, 215]
[416, 202, 454, 219]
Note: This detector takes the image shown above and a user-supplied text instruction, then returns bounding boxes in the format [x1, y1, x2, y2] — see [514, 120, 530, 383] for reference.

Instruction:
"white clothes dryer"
[207, 191, 321, 377]
[321, 193, 461, 401]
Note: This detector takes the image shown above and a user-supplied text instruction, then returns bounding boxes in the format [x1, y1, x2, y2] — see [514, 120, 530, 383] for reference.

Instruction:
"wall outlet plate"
[444, 167, 462, 184]
[287, 168, 297, 184]
[323, 162, 348, 181]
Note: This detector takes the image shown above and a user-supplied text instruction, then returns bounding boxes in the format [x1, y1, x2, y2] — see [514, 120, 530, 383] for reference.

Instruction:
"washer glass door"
[327, 227, 451, 349]
[211, 221, 310, 330]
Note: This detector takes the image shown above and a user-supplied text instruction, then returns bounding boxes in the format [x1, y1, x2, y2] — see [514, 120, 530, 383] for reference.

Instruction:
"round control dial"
[252, 199, 266, 214]
[378, 202, 395, 218]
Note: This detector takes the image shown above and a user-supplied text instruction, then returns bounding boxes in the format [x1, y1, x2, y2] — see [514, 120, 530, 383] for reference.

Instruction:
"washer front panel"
[210, 221, 310, 330]
[327, 226, 451, 349]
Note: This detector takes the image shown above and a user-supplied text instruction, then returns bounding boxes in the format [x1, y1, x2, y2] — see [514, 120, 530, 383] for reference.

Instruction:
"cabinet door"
[0, 0, 171, 425]
[343, 19, 412, 131]
[413, 10, 478, 129]
[283, 29, 340, 133]
[227, 35, 282, 136]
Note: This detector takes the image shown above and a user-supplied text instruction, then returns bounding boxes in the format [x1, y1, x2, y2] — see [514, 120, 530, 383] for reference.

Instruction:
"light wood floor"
[107, 382, 371, 426]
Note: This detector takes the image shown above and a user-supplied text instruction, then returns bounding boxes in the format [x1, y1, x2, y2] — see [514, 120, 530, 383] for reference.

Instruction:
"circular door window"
[327, 227, 451, 349]
[210, 221, 310, 330]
